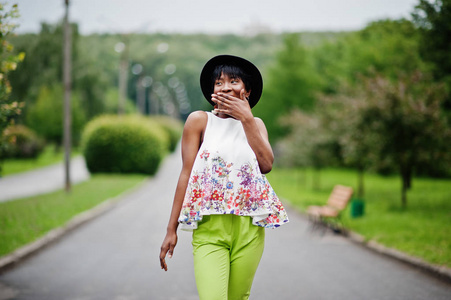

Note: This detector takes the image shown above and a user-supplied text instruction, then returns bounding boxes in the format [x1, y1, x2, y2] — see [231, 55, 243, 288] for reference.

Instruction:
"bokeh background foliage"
[2, 0, 450, 197]
[1, 0, 449, 198]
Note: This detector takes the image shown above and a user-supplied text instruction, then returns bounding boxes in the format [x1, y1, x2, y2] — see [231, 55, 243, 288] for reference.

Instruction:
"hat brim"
[200, 55, 263, 108]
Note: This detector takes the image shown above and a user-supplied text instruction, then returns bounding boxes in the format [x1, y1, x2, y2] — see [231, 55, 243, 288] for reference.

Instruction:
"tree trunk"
[400, 165, 411, 208]
[401, 178, 407, 208]
[357, 166, 364, 199]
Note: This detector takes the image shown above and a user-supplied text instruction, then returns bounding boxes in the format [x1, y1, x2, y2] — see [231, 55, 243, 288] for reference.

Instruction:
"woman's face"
[213, 72, 249, 99]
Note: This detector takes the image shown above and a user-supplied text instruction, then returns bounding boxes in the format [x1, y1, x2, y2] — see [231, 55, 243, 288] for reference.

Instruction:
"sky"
[14, 0, 420, 35]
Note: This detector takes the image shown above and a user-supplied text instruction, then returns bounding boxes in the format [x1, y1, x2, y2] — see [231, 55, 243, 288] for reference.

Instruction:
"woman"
[160, 55, 288, 299]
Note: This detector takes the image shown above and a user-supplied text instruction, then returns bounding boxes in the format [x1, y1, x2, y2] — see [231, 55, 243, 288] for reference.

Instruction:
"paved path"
[0, 156, 90, 202]
[0, 151, 450, 299]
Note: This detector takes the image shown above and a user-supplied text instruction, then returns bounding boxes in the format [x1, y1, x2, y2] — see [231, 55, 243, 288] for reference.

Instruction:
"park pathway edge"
[0, 178, 149, 274]
[286, 201, 451, 283]
[346, 230, 451, 282]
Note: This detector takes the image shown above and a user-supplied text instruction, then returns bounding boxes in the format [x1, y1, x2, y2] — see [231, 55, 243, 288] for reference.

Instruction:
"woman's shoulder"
[186, 110, 208, 123]
[184, 111, 208, 131]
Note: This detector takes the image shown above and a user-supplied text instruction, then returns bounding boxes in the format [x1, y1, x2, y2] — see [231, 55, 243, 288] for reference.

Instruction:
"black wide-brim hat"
[200, 55, 263, 108]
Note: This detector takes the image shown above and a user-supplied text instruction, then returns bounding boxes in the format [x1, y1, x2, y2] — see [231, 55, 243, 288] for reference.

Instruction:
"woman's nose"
[221, 83, 232, 92]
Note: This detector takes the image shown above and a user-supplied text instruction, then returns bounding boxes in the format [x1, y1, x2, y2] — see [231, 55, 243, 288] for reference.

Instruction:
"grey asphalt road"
[0, 156, 90, 202]
[0, 150, 450, 300]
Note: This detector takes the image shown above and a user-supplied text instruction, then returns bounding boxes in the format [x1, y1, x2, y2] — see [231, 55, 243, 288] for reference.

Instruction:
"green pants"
[192, 214, 265, 300]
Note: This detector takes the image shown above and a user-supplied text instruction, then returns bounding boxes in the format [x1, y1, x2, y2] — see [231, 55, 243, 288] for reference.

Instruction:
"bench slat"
[308, 185, 353, 217]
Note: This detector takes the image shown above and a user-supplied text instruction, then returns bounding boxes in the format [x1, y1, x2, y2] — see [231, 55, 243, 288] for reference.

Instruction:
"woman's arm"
[241, 116, 273, 174]
[212, 90, 274, 173]
[159, 111, 207, 271]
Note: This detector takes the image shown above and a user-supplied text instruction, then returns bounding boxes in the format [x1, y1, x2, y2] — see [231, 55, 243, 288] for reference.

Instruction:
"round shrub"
[2, 125, 45, 159]
[81, 115, 170, 175]
[152, 115, 183, 152]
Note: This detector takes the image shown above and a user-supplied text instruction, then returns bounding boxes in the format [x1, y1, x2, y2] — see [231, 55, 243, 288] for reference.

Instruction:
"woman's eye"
[215, 82, 222, 85]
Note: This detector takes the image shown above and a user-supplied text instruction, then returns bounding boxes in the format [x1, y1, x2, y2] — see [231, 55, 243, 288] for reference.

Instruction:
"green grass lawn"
[0, 174, 146, 257]
[266, 168, 451, 268]
[0, 146, 80, 176]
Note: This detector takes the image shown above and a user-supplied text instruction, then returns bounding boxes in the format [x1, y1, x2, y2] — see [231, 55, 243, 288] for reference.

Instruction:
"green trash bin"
[351, 198, 365, 218]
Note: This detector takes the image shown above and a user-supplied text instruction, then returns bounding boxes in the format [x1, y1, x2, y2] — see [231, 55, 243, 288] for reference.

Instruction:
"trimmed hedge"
[81, 115, 170, 175]
[2, 125, 45, 159]
[151, 115, 183, 152]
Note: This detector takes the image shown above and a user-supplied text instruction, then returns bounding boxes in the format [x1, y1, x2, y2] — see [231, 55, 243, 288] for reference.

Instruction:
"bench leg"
[326, 216, 349, 235]
[308, 214, 328, 235]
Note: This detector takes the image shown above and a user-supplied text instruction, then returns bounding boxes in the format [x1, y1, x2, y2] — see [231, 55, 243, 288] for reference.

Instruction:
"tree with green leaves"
[349, 19, 424, 80]
[412, 0, 451, 110]
[253, 33, 322, 141]
[312, 19, 426, 92]
[277, 19, 429, 197]
[355, 73, 450, 207]
[290, 71, 450, 206]
[27, 84, 86, 146]
[0, 3, 24, 166]
[9, 21, 108, 122]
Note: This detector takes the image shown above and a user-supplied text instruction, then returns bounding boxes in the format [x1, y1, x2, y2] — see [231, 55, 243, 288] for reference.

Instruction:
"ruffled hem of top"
[179, 209, 289, 231]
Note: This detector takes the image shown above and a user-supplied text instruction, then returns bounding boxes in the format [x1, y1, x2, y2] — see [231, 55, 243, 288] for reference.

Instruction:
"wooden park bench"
[307, 185, 353, 233]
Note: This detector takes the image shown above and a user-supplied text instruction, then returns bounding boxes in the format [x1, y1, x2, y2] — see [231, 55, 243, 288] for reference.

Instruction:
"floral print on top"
[178, 112, 289, 230]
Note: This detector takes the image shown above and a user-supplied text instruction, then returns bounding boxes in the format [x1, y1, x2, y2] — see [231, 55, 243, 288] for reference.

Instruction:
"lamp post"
[115, 36, 129, 115]
[132, 63, 145, 114]
[142, 75, 153, 114]
[63, 0, 72, 192]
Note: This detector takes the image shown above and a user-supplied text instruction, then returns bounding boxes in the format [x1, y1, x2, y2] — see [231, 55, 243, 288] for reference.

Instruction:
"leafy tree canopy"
[412, 0, 451, 110]
[0, 3, 24, 162]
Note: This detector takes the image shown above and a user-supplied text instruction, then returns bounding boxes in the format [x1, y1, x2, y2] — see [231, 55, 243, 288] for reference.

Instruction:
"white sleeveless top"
[178, 112, 289, 230]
